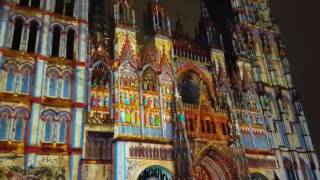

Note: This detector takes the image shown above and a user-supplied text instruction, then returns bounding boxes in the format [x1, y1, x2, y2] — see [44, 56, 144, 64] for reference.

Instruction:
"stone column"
[26, 57, 47, 168]
[0, 4, 10, 48]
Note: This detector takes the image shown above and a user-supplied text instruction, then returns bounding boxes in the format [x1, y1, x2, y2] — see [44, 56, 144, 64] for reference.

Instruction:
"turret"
[146, 0, 172, 36]
[113, 0, 136, 28]
[196, 0, 224, 50]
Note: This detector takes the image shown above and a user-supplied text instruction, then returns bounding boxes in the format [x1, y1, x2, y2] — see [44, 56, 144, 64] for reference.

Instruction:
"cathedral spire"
[113, 0, 136, 27]
[200, 0, 210, 19]
[148, 0, 172, 36]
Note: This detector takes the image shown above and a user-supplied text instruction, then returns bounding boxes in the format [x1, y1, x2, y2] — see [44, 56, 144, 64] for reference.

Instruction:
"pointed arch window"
[92, 63, 110, 88]
[42, 111, 69, 143]
[47, 71, 58, 97]
[63, 73, 71, 98]
[58, 115, 67, 143]
[13, 110, 26, 141]
[65, 0, 75, 16]
[27, 20, 39, 53]
[14, 115, 23, 140]
[6, 66, 16, 92]
[55, 0, 65, 14]
[58, 120, 66, 143]
[19, 0, 40, 8]
[66, 29, 75, 60]
[21, 68, 31, 94]
[51, 26, 61, 57]
[42, 111, 55, 142]
[11, 18, 24, 51]
[284, 159, 297, 180]
[119, 4, 124, 22]
[44, 119, 52, 142]
[31, 0, 40, 8]
[55, 0, 74, 16]
[20, 0, 29, 6]
[56, 112, 69, 143]
[221, 123, 227, 135]
[0, 111, 9, 140]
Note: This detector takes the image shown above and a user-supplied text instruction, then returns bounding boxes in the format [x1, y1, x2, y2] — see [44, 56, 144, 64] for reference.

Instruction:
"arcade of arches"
[193, 147, 237, 180]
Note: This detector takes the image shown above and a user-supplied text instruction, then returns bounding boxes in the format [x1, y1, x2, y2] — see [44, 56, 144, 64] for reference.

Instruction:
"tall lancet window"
[47, 70, 59, 97]
[55, 0, 74, 16]
[11, 18, 24, 51]
[6, 65, 17, 92]
[57, 112, 69, 143]
[19, 0, 40, 8]
[0, 109, 10, 140]
[66, 29, 75, 60]
[51, 26, 61, 57]
[65, 0, 75, 16]
[20, 0, 29, 6]
[27, 20, 39, 53]
[42, 110, 69, 143]
[21, 67, 31, 94]
[31, 0, 40, 8]
[62, 73, 71, 99]
[13, 109, 27, 141]
[55, 0, 65, 14]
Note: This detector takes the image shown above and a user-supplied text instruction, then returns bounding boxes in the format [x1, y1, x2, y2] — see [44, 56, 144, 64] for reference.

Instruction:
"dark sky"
[134, 0, 320, 154]
[134, 0, 200, 36]
[270, 0, 320, 154]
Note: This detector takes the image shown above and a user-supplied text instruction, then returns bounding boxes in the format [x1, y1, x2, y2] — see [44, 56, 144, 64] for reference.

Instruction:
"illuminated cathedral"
[0, 0, 319, 179]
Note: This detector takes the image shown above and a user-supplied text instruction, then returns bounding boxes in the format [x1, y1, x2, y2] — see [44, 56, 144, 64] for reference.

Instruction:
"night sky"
[270, 0, 320, 155]
[134, 0, 320, 154]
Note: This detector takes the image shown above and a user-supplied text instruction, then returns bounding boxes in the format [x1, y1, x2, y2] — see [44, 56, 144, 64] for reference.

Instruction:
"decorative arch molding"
[40, 109, 71, 121]
[13, 107, 30, 119]
[160, 70, 174, 84]
[1, 59, 34, 94]
[91, 58, 113, 72]
[46, 66, 73, 75]
[4, 60, 19, 71]
[193, 144, 238, 180]
[128, 160, 174, 180]
[50, 23, 65, 32]
[251, 172, 269, 180]
[0, 106, 14, 114]
[0, 106, 29, 141]
[141, 46, 157, 67]
[118, 60, 139, 79]
[0, 106, 30, 120]
[141, 45, 173, 75]
[26, 17, 42, 28]
[299, 158, 314, 180]
[10, 14, 42, 28]
[10, 14, 27, 23]
[65, 25, 78, 35]
[283, 157, 297, 180]
[117, 37, 137, 66]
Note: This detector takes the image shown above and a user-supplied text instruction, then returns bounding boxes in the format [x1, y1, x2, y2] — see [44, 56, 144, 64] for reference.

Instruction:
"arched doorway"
[300, 159, 313, 180]
[251, 172, 269, 180]
[283, 158, 297, 180]
[137, 165, 173, 180]
[193, 146, 238, 180]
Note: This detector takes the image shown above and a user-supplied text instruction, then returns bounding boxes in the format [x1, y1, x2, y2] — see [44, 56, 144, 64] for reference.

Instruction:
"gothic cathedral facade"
[0, 0, 318, 179]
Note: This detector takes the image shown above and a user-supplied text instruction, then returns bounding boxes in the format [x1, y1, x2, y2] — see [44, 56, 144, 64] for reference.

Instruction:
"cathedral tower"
[0, 0, 88, 179]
